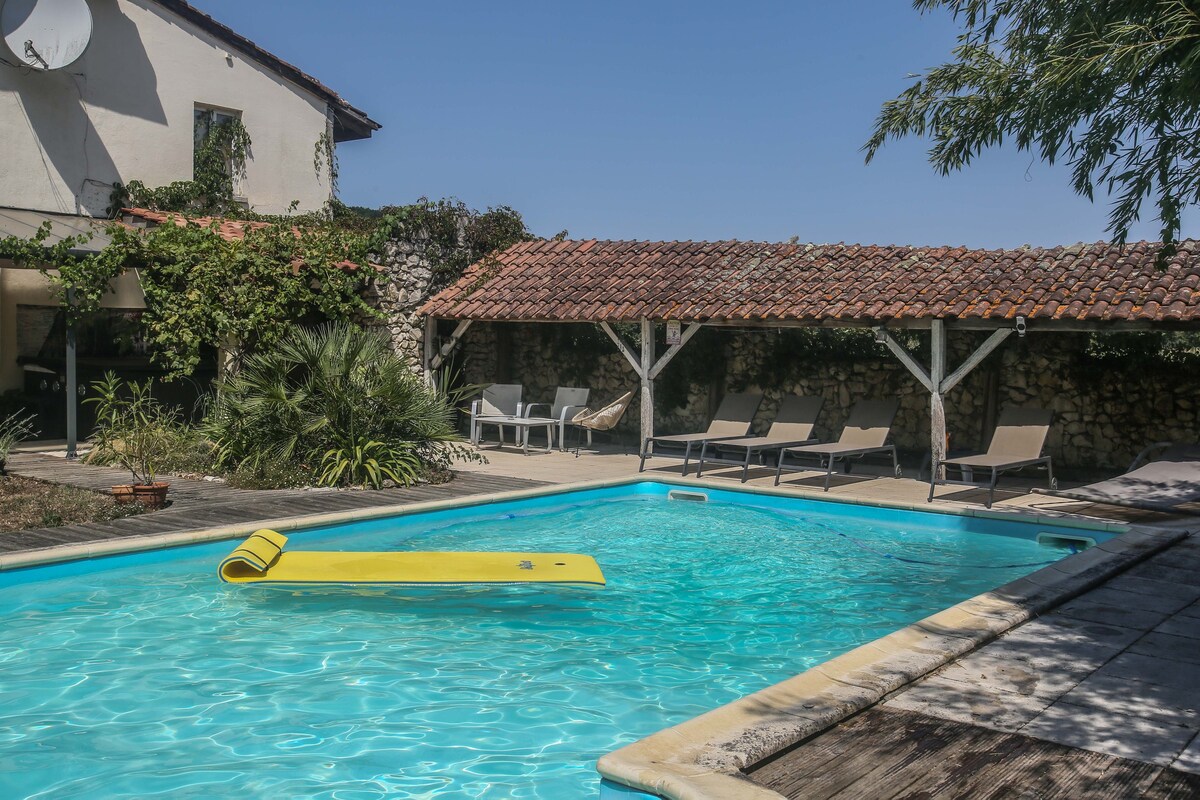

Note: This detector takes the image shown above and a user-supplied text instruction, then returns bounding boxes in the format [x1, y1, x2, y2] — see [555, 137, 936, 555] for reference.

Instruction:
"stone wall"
[453, 322, 1200, 476]
[366, 236, 440, 368]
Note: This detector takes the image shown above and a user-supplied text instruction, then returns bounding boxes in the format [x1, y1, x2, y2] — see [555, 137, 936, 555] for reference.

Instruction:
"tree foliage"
[368, 198, 534, 288]
[866, 0, 1200, 257]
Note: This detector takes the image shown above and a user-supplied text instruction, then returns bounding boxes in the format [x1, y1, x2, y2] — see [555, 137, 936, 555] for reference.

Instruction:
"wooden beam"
[422, 316, 437, 385]
[929, 320, 947, 479]
[640, 318, 655, 448]
[600, 321, 644, 376]
[648, 323, 702, 379]
[941, 329, 1012, 394]
[430, 319, 473, 370]
[876, 328, 934, 393]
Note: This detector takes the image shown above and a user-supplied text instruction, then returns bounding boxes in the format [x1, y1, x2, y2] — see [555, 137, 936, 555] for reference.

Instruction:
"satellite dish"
[1, 0, 93, 71]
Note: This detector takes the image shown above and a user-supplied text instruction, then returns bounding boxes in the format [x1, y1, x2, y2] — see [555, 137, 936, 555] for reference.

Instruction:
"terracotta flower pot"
[131, 482, 170, 510]
[111, 484, 137, 504]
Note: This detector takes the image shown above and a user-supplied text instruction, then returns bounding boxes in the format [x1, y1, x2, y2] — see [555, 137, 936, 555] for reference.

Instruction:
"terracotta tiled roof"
[420, 239, 1200, 326]
[121, 208, 373, 272]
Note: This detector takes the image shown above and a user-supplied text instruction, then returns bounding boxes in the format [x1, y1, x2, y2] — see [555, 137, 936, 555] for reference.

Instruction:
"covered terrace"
[420, 237, 1200, 482]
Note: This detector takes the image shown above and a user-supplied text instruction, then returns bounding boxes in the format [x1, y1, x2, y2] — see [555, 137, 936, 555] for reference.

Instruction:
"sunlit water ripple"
[0, 490, 1073, 798]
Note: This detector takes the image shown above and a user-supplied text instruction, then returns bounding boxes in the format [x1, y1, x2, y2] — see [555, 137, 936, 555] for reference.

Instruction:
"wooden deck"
[2, 453, 546, 555]
[746, 706, 1200, 799]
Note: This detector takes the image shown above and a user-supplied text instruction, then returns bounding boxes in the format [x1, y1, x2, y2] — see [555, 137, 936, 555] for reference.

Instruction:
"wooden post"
[422, 316, 437, 386]
[930, 320, 947, 480]
[640, 318, 655, 451]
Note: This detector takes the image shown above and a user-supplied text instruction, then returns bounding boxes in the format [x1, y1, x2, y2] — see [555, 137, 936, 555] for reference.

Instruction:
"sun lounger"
[470, 383, 523, 445]
[774, 399, 900, 490]
[695, 395, 824, 481]
[929, 407, 1054, 508]
[1032, 442, 1200, 514]
[638, 393, 763, 475]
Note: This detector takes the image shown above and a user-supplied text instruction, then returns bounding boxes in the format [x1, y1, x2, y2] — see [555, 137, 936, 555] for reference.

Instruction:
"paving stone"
[1179, 600, 1200, 620]
[1124, 562, 1200, 588]
[885, 675, 1050, 731]
[1063, 672, 1200, 726]
[1078, 585, 1199, 615]
[1001, 615, 1144, 650]
[1053, 598, 1170, 632]
[1173, 733, 1200, 774]
[1157, 614, 1200, 640]
[1103, 575, 1200, 605]
[1094, 652, 1200, 692]
[1021, 700, 1197, 766]
[934, 649, 1098, 700]
[1130, 631, 1200, 666]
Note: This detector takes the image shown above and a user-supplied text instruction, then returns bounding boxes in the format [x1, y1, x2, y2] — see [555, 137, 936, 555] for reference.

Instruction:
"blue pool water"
[0, 482, 1106, 799]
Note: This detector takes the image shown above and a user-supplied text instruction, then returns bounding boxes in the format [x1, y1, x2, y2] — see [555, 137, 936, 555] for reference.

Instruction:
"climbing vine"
[368, 198, 533, 290]
[109, 114, 252, 215]
[314, 127, 339, 197]
[89, 220, 378, 378]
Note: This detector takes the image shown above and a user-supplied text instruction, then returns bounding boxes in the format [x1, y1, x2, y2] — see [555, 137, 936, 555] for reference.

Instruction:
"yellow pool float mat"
[218, 530, 606, 587]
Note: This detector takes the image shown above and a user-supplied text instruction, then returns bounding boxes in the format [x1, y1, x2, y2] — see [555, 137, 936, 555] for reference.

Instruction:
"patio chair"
[928, 407, 1055, 508]
[522, 387, 590, 451]
[1032, 442, 1200, 514]
[569, 390, 635, 457]
[469, 383, 523, 446]
[774, 399, 901, 490]
[638, 392, 763, 475]
[695, 395, 824, 481]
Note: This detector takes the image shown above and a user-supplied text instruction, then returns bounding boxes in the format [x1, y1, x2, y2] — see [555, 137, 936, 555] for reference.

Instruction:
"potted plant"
[85, 373, 176, 509]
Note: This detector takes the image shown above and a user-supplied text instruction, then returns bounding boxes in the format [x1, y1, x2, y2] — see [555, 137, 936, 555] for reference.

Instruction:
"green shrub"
[206, 322, 468, 488]
[0, 409, 37, 469]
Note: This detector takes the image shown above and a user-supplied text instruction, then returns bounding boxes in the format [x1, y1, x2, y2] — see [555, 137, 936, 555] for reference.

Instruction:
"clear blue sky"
[193, 0, 1184, 248]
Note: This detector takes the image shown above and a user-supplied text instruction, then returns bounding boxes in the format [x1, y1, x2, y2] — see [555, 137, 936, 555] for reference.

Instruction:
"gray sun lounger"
[774, 399, 900, 490]
[1032, 442, 1200, 514]
[695, 395, 824, 482]
[639, 392, 763, 475]
[928, 407, 1055, 508]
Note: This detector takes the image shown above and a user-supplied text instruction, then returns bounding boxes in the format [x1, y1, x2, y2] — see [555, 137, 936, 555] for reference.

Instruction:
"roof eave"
[153, 0, 381, 140]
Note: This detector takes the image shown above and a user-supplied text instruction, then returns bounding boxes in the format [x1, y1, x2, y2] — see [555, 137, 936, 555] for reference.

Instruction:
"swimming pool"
[0, 480, 1110, 799]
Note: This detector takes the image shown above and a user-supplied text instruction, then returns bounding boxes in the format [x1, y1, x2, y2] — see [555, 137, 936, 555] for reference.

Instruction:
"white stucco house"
[0, 0, 378, 443]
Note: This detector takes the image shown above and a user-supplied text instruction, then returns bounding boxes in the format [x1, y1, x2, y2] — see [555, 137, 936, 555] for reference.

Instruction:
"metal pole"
[65, 288, 77, 460]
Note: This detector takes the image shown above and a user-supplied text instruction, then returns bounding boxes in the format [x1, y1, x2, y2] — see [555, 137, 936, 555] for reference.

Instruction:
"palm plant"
[207, 322, 463, 488]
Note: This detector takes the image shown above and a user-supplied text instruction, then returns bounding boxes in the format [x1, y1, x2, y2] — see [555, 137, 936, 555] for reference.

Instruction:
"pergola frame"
[423, 313, 1040, 477]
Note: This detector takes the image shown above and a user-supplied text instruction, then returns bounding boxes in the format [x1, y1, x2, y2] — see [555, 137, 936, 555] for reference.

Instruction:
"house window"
[193, 105, 247, 201]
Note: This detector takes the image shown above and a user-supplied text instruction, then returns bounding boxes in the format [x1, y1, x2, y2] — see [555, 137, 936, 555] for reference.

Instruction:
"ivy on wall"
[366, 198, 534, 290]
[109, 115, 253, 215]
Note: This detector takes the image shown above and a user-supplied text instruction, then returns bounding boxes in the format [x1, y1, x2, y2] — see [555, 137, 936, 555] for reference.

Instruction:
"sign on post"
[665, 320, 681, 346]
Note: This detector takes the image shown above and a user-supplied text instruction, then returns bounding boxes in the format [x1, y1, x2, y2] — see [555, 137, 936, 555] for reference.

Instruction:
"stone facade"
[451, 322, 1199, 476]
[367, 236, 440, 368]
